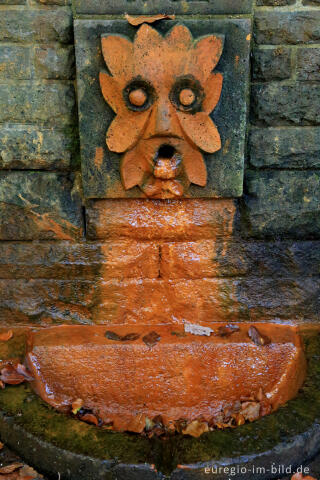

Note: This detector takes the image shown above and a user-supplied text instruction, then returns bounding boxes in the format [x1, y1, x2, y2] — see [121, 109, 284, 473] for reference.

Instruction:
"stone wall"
[0, 0, 320, 327]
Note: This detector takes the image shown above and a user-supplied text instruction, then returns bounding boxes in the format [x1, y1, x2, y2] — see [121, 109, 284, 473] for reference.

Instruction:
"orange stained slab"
[25, 323, 306, 433]
[87, 198, 236, 241]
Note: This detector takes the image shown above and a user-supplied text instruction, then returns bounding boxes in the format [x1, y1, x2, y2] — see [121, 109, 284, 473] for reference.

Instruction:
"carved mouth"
[153, 144, 182, 180]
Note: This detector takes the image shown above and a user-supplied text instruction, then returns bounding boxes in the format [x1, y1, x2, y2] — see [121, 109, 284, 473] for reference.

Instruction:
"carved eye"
[123, 79, 155, 112]
[170, 76, 204, 113]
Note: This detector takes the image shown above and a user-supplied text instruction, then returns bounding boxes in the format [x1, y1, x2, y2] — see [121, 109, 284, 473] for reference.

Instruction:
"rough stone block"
[254, 12, 320, 45]
[0, 241, 159, 280]
[245, 170, 320, 238]
[86, 199, 236, 241]
[0, 172, 83, 240]
[0, 125, 75, 170]
[0, 279, 94, 325]
[252, 47, 291, 81]
[251, 84, 320, 126]
[73, 0, 253, 15]
[34, 46, 75, 80]
[303, 0, 320, 4]
[160, 240, 320, 279]
[0, 0, 25, 3]
[0, 46, 31, 79]
[0, 83, 76, 125]
[0, 8, 72, 44]
[33, 0, 70, 4]
[256, 0, 295, 4]
[74, 18, 251, 198]
[297, 47, 320, 81]
[249, 127, 320, 168]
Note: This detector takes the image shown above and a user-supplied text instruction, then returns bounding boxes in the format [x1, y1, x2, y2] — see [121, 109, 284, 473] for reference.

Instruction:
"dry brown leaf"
[0, 330, 13, 342]
[0, 463, 23, 474]
[15, 364, 34, 382]
[104, 330, 122, 341]
[241, 402, 260, 422]
[0, 442, 3, 450]
[182, 420, 209, 438]
[125, 14, 175, 26]
[71, 398, 83, 415]
[216, 324, 240, 337]
[79, 413, 99, 426]
[142, 331, 161, 347]
[0, 366, 25, 385]
[248, 326, 271, 346]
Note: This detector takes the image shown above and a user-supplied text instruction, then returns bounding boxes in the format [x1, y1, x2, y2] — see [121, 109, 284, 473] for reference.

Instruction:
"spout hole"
[157, 144, 176, 159]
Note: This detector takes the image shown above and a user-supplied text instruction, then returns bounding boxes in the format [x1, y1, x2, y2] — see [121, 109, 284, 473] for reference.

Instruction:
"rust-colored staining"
[125, 14, 176, 27]
[94, 147, 104, 169]
[25, 323, 306, 435]
[99, 24, 224, 198]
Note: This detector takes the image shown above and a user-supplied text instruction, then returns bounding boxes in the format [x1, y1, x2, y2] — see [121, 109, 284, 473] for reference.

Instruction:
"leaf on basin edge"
[0, 463, 24, 474]
[79, 413, 99, 426]
[0, 330, 13, 342]
[248, 326, 271, 346]
[215, 324, 240, 337]
[121, 333, 140, 341]
[16, 364, 34, 381]
[182, 420, 209, 438]
[241, 402, 261, 422]
[105, 330, 122, 341]
[142, 331, 161, 347]
[125, 14, 175, 26]
[0, 366, 25, 385]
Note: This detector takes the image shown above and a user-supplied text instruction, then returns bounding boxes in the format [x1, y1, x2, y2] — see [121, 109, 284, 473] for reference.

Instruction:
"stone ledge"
[72, 0, 253, 15]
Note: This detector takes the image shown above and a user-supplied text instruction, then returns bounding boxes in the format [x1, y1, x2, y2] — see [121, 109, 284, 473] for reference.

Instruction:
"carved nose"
[153, 144, 181, 180]
[145, 100, 181, 138]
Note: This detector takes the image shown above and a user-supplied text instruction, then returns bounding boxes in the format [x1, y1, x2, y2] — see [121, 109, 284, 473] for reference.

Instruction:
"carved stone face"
[100, 24, 224, 199]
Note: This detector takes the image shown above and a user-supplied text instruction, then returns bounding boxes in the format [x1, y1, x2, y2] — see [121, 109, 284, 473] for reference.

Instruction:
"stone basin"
[25, 323, 306, 433]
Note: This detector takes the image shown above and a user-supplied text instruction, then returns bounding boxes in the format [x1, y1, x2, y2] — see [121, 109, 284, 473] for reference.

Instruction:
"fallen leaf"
[105, 330, 122, 341]
[256, 386, 265, 402]
[0, 442, 3, 450]
[216, 324, 240, 337]
[241, 402, 260, 422]
[126, 414, 146, 434]
[234, 413, 245, 426]
[182, 420, 209, 438]
[0, 366, 25, 385]
[125, 14, 175, 26]
[142, 331, 161, 347]
[248, 326, 271, 346]
[71, 398, 83, 415]
[19, 465, 41, 479]
[16, 364, 34, 381]
[0, 463, 23, 474]
[0, 330, 13, 342]
[121, 333, 140, 341]
[79, 413, 99, 426]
